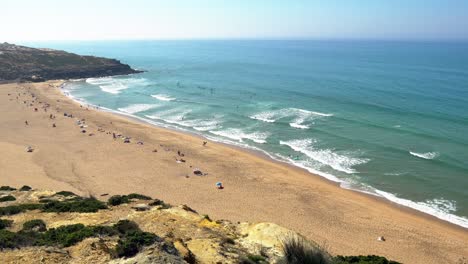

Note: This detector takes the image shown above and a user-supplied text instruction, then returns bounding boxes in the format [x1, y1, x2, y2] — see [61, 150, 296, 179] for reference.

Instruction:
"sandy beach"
[0, 81, 466, 263]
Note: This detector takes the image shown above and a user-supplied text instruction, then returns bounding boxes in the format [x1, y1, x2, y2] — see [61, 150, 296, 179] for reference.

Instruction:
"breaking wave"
[410, 151, 439, 160]
[145, 108, 223, 131]
[117, 104, 159, 114]
[209, 128, 270, 144]
[145, 108, 191, 125]
[375, 191, 468, 228]
[280, 139, 368, 174]
[151, 94, 176, 101]
[250, 108, 333, 129]
[86, 77, 149, 94]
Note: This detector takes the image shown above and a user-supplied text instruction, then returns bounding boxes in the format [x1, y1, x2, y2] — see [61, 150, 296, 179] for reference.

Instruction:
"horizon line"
[8, 36, 468, 43]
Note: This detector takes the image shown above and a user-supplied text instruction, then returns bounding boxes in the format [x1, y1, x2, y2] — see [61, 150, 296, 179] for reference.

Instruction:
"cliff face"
[0, 43, 141, 82]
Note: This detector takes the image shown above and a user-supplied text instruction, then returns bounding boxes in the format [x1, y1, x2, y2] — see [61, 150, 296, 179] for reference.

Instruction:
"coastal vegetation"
[0, 43, 141, 82]
[108, 193, 152, 206]
[0, 195, 16, 202]
[19, 185, 32, 191]
[0, 186, 402, 263]
[41, 197, 107, 213]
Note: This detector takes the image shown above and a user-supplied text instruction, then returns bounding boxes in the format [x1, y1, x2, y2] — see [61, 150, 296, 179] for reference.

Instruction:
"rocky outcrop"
[0, 43, 142, 82]
[0, 188, 295, 264]
[0, 187, 401, 264]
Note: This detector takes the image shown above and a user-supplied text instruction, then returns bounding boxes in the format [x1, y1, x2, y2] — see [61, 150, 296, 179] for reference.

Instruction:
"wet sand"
[0, 81, 467, 263]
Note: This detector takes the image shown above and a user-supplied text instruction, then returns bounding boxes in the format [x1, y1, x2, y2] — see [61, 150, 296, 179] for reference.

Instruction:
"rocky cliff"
[0, 43, 141, 82]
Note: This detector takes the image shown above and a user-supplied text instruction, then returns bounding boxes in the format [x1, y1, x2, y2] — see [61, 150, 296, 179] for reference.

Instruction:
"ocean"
[25, 40, 468, 228]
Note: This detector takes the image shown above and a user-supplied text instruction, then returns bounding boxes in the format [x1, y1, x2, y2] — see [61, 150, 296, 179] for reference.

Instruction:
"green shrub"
[0, 229, 39, 249]
[112, 220, 160, 258]
[280, 235, 331, 264]
[23, 219, 46, 232]
[115, 231, 158, 258]
[114, 220, 140, 235]
[108, 195, 129, 206]
[39, 198, 55, 203]
[127, 193, 152, 200]
[0, 219, 13, 230]
[19, 185, 32, 191]
[108, 193, 152, 206]
[0, 204, 43, 216]
[333, 255, 401, 264]
[37, 224, 95, 247]
[42, 198, 107, 213]
[55, 191, 77, 197]
[0, 230, 17, 248]
[91, 225, 118, 236]
[0, 195, 16, 202]
[148, 199, 171, 208]
[247, 254, 267, 263]
[0, 218, 158, 258]
[0, 186, 16, 191]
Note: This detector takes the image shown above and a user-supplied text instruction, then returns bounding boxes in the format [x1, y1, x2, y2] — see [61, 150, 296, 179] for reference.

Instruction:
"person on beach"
[203, 141, 207, 146]
[25, 120, 28, 125]
[113, 133, 116, 140]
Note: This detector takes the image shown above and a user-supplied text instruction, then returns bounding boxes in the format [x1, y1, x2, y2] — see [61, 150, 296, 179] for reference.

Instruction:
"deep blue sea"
[25, 40, 468, 228]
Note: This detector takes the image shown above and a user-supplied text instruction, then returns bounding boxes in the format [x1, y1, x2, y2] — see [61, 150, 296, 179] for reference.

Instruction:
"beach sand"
[0, 81, 466, 263]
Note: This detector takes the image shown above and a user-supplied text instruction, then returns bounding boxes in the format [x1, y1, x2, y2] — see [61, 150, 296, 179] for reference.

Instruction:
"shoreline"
[1, 81, 467, 263]
[61, 80, 468, 230]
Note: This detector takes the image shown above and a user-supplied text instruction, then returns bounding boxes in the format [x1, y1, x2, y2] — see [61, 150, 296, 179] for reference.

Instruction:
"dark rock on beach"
[0, 42, 142, 82]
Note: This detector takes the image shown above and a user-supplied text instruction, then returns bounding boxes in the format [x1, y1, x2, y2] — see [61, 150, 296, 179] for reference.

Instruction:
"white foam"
[86, 77, 148, 94]
[384, 171, 407, 176]
[209, 128, 269, 144]
[186, 119, 223, 131]
[145, 110, 190, 125]
[410, 151, 439, 160]
[276, 153, 343, 183]
[60, 81, 468, 229]
[86, 77, 113, 85]
[280, 139, 368, 174]
[375, 191, 468, 228]
[151, 94, 176, 101]
[250, 108, 332, 129]
[117, 104, 159, 114]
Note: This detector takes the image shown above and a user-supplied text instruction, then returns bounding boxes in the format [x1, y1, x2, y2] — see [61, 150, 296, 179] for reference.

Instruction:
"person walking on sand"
[25, 120, 28, 125]
[113, 133, 116, 140]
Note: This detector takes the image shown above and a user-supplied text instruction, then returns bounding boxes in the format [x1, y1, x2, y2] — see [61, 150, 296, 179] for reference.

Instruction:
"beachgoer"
[216, 182, 224, 189]
[203, 141, 207, 146]
[52, 123, 56, 128]
[113, 133, 116, 139]
[25, 121, 28, 125]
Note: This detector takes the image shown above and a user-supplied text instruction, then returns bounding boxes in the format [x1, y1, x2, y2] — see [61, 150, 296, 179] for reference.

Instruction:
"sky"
[1, 0, 468, 42]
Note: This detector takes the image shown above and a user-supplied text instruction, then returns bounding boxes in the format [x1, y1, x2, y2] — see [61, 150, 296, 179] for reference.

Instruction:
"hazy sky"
[1, 0, 468, 41]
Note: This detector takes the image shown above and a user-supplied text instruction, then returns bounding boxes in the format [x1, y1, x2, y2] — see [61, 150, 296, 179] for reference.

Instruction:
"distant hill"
[0, 43, 141, 82]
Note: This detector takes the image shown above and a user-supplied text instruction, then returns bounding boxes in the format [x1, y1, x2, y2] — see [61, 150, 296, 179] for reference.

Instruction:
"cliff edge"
[0, 43, 141, 82]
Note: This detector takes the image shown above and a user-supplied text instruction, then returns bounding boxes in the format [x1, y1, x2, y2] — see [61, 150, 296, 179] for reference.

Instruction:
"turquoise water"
[27, 40, 468, 227]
